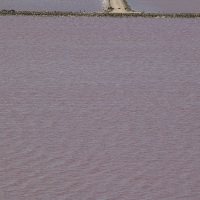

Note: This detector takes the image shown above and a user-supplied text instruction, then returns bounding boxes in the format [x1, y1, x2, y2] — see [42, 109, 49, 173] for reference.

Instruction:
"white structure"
[103, 0, 132, 13]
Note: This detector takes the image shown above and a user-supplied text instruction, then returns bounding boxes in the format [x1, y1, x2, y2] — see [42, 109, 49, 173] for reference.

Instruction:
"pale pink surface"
[0, 0, 200, 12]
[1, 16, 200, 200]
[131, 0, 200, 12]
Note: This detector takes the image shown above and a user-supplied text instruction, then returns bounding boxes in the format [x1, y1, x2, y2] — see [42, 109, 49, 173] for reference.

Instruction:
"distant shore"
[1, 10, 200, 18]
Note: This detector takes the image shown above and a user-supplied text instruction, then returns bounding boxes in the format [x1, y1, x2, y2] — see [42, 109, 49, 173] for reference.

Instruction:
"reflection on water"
[1, 16, 200, 200]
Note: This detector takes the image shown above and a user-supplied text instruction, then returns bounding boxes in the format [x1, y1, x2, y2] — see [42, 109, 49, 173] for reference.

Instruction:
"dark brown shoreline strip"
[1, 10, 200, 18]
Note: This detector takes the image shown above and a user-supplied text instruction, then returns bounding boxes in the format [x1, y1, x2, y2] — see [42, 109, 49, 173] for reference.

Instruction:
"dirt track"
[106, 0, 132, 13]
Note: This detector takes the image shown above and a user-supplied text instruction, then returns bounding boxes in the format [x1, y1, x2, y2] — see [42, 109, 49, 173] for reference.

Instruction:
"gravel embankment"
[1, 10, 200, 18]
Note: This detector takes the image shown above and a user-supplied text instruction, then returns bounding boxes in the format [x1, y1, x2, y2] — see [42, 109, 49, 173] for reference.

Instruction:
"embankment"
[1, 10, 200, 18]
[103, 0, 132, 13]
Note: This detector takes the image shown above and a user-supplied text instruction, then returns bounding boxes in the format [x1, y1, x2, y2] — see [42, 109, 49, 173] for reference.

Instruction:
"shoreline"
[1, 10, 200, 18]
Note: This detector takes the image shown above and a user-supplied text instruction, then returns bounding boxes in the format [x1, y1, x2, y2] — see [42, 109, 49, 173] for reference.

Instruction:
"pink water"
[1, 16, 200, 200]
[130, 0, 200, 12]
[1, 0, 200, 12]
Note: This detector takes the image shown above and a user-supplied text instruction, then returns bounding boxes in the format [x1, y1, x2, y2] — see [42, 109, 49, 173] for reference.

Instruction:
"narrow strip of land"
[105, 0, 133, 13]
[1, 10, 200, 18]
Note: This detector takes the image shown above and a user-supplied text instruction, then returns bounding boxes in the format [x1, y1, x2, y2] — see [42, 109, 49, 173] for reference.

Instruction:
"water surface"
[1, 0, 200, 12]
[0, 16, 200, 200]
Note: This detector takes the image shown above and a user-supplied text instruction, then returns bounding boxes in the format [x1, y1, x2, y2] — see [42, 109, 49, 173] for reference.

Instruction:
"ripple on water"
[1, 16, 200, 200]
